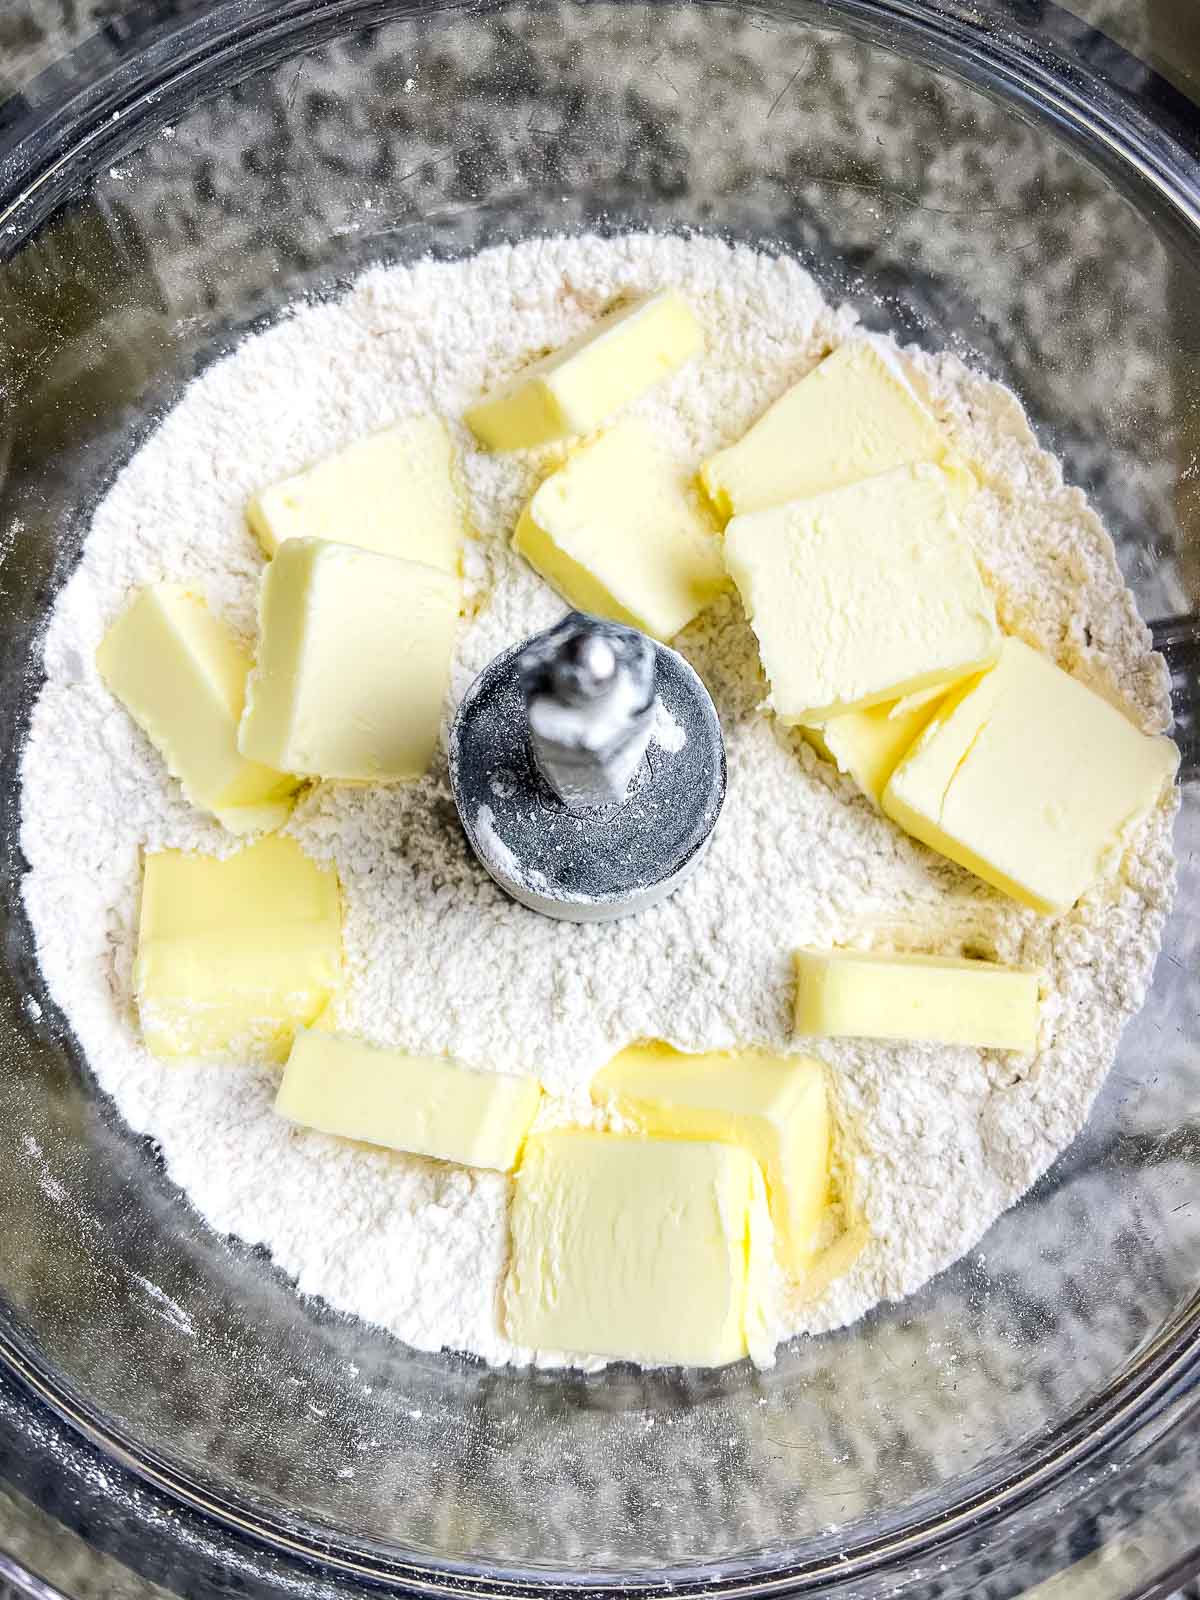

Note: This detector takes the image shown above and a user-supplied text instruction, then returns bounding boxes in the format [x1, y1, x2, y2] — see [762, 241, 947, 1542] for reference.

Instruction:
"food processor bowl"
[1, 1, 1198, 1595]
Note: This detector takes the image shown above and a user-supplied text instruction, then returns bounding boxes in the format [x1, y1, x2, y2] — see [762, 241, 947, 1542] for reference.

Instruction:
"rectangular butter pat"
[889, 684, 948, 717]
[239, 538, 459, 781]
[514, 422, 726, 640]
[247, 418, 466, 574]
[466, 290, 702, 451]
[592, 1042, 829, 1276]
[882, 636, 1179, 913]
[135, 835, 341, 1063]
[701, 340, 951, 520]
[97, 586, 299, 835]
[794, 948, 1041, 1051]
[725, 461, 997, 722]
[505, 1130, 773, 1368]
[802, 692, 946, 805]
[798, 1222, 870, 1305]
[276, 1032, 540, 1171]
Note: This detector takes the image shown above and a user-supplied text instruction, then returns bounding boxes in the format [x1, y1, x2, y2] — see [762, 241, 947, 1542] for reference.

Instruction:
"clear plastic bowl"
[0, 2, 1198, 1596]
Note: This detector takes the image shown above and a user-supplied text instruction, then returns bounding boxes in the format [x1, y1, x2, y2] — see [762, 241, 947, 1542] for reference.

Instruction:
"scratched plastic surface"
[0, 2, 1198, 1596]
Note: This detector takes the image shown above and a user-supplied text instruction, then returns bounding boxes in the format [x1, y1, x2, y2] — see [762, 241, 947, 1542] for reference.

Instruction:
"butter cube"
[247, 419, 465, 574]
[889, 684, 948, 717]
[513, 422, 725, 640]
[797, 1222, 870, 1305]
[701, 340, 952, 520]
[96, 586, 299, 835]
[276, 1031, 540, 1171]
[466, 291, 702, 451]
[239, 538, 459, 781]
[725, 462, 997, 722]
[135, 835, 341, 1062]
[592, 1042, 829, 1275]
[802, 692, 946, 805]
[883, 636, 1179, 913]
[506, 1130, 772, 1367]
[794, 948, 1040, 1051]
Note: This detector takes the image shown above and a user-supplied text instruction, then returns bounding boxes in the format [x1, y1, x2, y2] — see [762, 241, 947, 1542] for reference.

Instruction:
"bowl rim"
[0, 1295, 1197, 1594]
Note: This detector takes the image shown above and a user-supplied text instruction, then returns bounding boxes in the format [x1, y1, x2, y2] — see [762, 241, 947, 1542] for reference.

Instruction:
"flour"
[19, 233, 1177, 1369]
[651, 697, 687, 754]
[474, 803, 547, 893]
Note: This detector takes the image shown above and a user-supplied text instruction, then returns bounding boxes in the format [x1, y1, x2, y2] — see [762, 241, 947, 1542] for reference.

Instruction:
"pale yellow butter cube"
[725, 461, 997, 722]
[701, 340, 952, 520]
[505, 1130, 773, 1368]
[276, 1031, 540, 1172]
[796, 1223, 871, 1305]
[96, 586, 299, 835]
[802, 691, 946, 805]
[889, 684, 948, 718]
[513, 422, 725, 640]
[247, 418, 466, 574]
[882, 636, 1179, 913]
[135, 835, 341, 1063]
[794, 948, 1040, 1051]
[591, 1041, 829, 1276]
[239, 538, 459, 781]
[466, 291, 702, 451]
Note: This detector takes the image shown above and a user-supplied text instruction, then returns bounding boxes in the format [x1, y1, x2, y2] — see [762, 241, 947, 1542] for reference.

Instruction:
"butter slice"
[725, 461, 997, 722]
[889, 684, 948, 718]
[506, 1130, 772, 1368]
[795, 948, 1040, 1051]
[97, 586, 299, 835]
[802, 692, 946, 806]
[883, 636, 1179, 913]
[514, 422, 725, 640]
[798, 1222, 870, 1305]
[592, 1042, 828, 1275]
[136, 835, 341, 1063]
[239, 538, 459, 781]
[276, 1031, 540, 1171]
[702, 340, 950, 520]
[466, 291, 702, 451]
[247, 419, 465, 574]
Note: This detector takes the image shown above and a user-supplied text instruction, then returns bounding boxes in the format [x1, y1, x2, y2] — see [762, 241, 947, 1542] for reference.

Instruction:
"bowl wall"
[0, 1, 1198, 1591]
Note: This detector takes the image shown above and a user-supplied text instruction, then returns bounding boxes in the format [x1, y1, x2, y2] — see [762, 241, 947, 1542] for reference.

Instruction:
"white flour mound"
[19, 234, 1177, 1369]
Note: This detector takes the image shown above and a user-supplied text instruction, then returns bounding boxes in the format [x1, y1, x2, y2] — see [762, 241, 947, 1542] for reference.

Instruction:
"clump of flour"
[19, 234, 1176, 1368]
